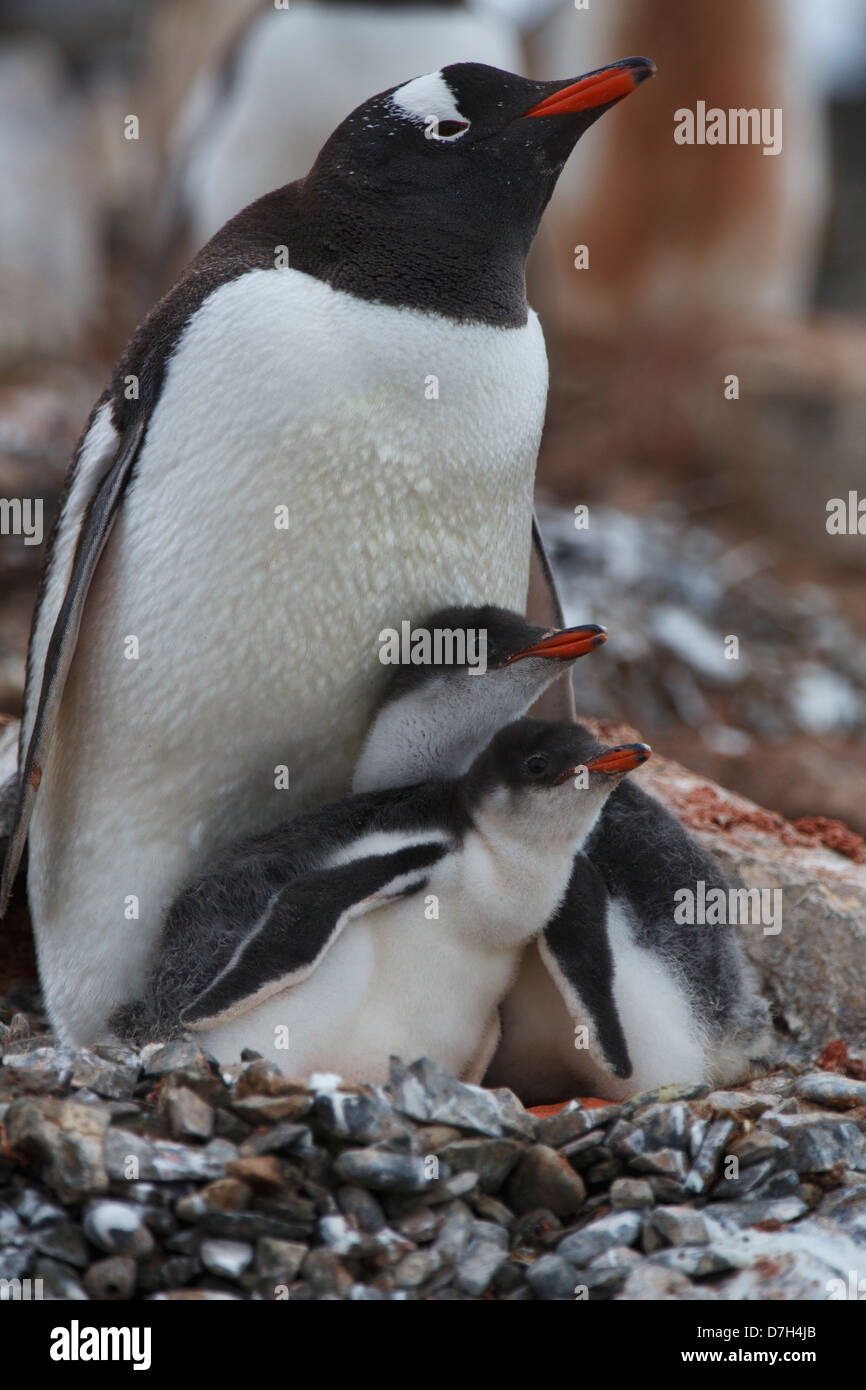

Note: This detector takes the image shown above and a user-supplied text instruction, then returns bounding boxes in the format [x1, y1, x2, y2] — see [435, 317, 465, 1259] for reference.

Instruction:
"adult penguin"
[1, 58, 654, 1043]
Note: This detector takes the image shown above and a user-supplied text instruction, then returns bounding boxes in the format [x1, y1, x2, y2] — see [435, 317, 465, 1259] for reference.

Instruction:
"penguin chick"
[112, 719, 647, 1084]
[349, 605, 771, 1099]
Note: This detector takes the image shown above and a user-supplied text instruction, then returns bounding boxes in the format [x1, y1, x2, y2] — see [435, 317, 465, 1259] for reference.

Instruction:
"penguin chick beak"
[506, 624, 607, 664]
[522, 56, 656, 118]
[584, 743, 652, 775]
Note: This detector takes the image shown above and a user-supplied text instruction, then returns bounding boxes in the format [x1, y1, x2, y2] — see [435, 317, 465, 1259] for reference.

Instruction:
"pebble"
[454, 1238, 508, 1296]
[84, 1255, 137, 1299]
[506, 1145, 587, 1217]
[200, 1238, 254, 1281]
[726, 1128, 789, 1166]
[645, 1205, 709, 1249]
[795, 1072, 866, 1108]
[162, 1085, 215, 1142]
[610, 1178, 654, 1209]
[83, 1200, 155, 1258]
[684, 1119, 736, 1194]
[332, 1149, 431, 1193]
[527, 1253, 577, 1300]
[557, 1210, 642, 1265]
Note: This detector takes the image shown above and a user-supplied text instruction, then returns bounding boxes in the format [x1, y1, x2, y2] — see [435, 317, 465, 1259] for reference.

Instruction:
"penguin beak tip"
[522, 56, 657, 120]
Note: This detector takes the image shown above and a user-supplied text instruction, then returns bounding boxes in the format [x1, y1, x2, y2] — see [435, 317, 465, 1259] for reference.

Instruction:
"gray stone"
[83, 1200, 155, 1258]
[431, 1201, 474, 1266]
[709, 1159, 778, 1200]
[238, 1122, 311, 1158]
[301, 1247, 354, 1297]
[393, 1248, 439, 1288]
[332, 1149, 430, 1193]
[647, 1206, 709, 1248]
[69, 1051, 139, 1101]
[610, 1178, 654, 1209]
[707, 1090, 779, 1118]
[336, 1185, 387, 1234]
[727, 1129, 789, 1166]
[438, 1137, 523, 1192]
[255, 1238, 308, 1283]
[200, 1238, 254, 1280]
[527, 1253, 577, 1300]
[142, 1041, 214, 1079]
[607, 1121, 647, 1161]
[33, 1257, 88, 1300]
[536, 1103, 619, 1147]
[314, 1089, 404, 1144]
[631, 1148, 689, 1182]
[33, 1221, 90, 1267]
[388, 1057, 503, 1137]
[104, 1130, 238, 1183]
[83, 1256, 136, 1300]
[454, 1238, 508, 1296]
[622, 1083, 710, 1116]
[557, 1210, 642, 1266]
[685, 1119, 737, 1194]
[702, 1196, 809, 1232]
[795, 1072, 866, 1108]
[637, 1102, 690, 1150]
[784, 1121, 866, 1173]
[616, 1263, 718, 1301]
[648, 1246, 735, 1277]
[560, 1131, 609, 1169]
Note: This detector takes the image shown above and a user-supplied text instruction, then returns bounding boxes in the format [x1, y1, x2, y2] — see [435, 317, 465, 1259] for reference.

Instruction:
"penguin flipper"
[0, 415, 147, 916]
[181, 841, 446, 1031]
[528, 513, 575, 722]
[538, 853, 633, 1079]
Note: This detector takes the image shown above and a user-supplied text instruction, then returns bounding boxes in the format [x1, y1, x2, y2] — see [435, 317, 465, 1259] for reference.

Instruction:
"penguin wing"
[527, 514, 576, 722]
[538, 852, 633, 1079]
[181, 839, 448, 1030]
[0, 414, 147, 915]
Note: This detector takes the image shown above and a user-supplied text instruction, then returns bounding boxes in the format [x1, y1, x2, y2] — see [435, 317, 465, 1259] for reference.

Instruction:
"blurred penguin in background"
[156, 0, 522, 277]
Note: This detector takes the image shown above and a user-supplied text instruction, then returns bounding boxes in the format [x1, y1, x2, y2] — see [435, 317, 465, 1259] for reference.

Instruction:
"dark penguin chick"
[350, 605, 770, 1100]
[112, 719, 646, 1083]
[353, 604, 607, 791]
[2, 56, 655, 1047]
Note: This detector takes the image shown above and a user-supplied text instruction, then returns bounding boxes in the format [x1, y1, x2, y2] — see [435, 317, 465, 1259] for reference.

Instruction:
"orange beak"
[585, 743, 652, 775]
[506, 624, 607, 664]
[523, 57, 656, 119]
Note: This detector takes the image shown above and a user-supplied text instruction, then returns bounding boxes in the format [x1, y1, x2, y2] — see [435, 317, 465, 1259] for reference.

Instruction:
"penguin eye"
[430, 119, 470, 141]
[525, 754, 549, 778]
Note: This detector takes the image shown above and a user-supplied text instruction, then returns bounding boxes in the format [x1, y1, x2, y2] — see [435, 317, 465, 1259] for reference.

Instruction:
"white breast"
[199, 842, 524, 1083]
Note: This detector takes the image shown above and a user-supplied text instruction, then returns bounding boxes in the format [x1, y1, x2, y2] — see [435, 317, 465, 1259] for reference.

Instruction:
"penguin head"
[305, 58, 655, 264]
[464, 717, 651, 848]
[353, 606, 606, 793]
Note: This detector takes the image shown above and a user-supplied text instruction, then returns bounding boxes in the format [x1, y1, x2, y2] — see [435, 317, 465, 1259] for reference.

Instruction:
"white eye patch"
[390, 71, 470, 142]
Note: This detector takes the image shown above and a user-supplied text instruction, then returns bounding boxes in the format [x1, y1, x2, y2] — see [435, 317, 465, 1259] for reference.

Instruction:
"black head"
[298, 58, 655, 324]
[379, 604, 606, 702]
[463, 718, 651, 806]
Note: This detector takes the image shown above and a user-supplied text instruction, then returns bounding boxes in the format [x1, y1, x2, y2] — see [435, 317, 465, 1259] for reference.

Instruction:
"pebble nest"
[2, 997, 865, 1302]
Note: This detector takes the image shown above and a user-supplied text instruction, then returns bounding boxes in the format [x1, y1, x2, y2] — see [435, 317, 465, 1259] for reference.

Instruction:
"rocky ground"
[2, 996, 865, 1302]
